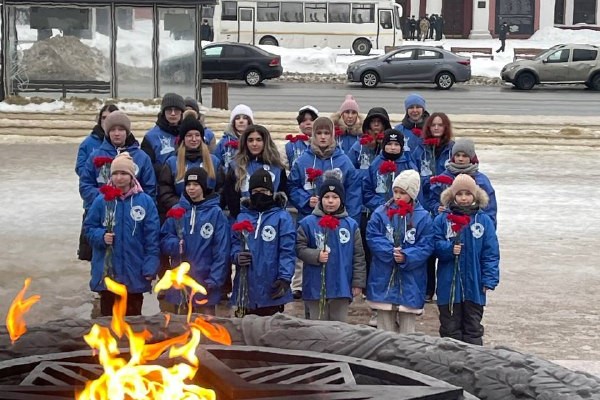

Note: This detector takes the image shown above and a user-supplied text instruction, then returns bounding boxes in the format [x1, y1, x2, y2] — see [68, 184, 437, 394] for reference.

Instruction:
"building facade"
[398, 0, 600, 39]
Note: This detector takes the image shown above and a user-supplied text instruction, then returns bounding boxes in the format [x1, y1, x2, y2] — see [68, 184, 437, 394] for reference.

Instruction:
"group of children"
[76, 92, 500, 346]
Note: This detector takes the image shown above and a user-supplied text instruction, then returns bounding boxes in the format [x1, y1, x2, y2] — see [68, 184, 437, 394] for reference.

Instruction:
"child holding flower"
[230, 169, 295, 316]
[366, 170, 433, 333]
[296, 172, 366, 322]
[433, 174, 500, 345]
[84, 152, 160, 317]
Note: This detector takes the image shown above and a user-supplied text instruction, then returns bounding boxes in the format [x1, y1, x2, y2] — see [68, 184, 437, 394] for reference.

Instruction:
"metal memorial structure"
[0, 0, 215, 100]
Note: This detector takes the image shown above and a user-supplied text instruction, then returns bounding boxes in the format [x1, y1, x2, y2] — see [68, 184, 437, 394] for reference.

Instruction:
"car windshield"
[534, 45, 562, 60]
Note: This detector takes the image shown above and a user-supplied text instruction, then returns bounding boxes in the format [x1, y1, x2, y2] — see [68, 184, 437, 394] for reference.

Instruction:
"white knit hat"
[229, 104, 254, 124]
[392, 170, 420, 201]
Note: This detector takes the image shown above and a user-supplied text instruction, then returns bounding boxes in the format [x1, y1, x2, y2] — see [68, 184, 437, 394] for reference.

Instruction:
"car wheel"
[244, 69, 262, 86]
[515, 72, 536, 90]
[352, 38, 372, 56]
[361, 71, 379, 88]
[590, 74, 600, 91]
[435, 72, 455, 90]
[259, 36, 279, 46]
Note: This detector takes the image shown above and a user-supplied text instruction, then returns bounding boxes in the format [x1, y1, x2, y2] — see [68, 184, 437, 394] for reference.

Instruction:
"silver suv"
[501, 44, 600, 90]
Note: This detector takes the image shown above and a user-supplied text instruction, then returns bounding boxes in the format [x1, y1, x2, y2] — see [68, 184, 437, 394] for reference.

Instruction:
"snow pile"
[529, 27, 600, 44]
[0, 101, 73, 113]
[259, 45, 348, 74]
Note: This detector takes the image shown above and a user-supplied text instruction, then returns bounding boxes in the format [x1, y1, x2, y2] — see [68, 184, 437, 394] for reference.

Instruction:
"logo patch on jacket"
[405, 228, 416, 244]
[130, 206, 146, 221]
[201, 223, 214, 239]
[261, 225, 277, 242]
[471, 222, 484, 239]
[339, 228, 351, 244]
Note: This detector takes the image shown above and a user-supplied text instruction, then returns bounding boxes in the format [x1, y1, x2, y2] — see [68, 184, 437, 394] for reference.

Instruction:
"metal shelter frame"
[0, 0, 215, 99]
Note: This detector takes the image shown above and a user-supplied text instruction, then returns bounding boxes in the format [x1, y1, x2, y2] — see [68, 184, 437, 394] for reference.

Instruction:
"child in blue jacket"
[230, 169, 296, 316]
[84, 152, 160, 317]
[366, 170, 433, 333]
[296, 172, 366, 322]
[433, 174, 500, 345]
[160, 167, 230, 315]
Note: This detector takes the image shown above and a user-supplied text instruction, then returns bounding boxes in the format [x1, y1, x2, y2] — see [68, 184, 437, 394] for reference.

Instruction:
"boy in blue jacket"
[160, 167, 230, 315]
[433, 174, 500, 345]
[84, 152, 160, 317]
[230, 169, 296, 316]
[366, 170, 433, 333]
[296, 172, 366, 322]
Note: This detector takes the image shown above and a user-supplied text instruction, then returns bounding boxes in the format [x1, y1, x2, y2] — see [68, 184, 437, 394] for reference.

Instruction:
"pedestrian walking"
[496, 21, 509, 53]
[419, 16, 430, 42]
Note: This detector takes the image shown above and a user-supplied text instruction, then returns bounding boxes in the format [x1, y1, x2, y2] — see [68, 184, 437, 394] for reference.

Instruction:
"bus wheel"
[353, 38, 372, 56]
[259, 36, 279, 46]
[245, 69, 263, 86]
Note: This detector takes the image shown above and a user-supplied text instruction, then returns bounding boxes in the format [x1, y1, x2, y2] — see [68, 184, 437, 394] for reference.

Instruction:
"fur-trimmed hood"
[440, 186, 489, 209]
[240, 192, 288, 210]
[330, 112, 363, 136]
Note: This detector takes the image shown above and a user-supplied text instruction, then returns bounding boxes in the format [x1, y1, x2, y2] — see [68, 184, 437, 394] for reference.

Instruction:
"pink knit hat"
[339, 94, 359, 113]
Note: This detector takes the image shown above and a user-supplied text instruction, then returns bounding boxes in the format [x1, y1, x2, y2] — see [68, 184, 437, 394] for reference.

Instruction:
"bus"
[207, 0, 403, 55]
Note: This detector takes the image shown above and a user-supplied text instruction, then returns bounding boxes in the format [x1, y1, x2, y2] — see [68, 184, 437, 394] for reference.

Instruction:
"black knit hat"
[184, 167, 209, 194]
[178, 114, 205, 144]
[249, 169, 274, 193]
[319, 171, 345, 206]
[362, 107, 391, 133]
[382, 128, 404, 148]
[161, 93, 186, 113]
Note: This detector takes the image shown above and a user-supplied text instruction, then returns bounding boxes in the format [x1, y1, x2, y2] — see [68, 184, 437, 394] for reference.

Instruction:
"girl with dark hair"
[222, 124, 287, 218]
[75, 104, 119, 177]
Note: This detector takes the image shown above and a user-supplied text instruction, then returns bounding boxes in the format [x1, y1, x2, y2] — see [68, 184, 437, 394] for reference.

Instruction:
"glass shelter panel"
[158, 7, 197, 96]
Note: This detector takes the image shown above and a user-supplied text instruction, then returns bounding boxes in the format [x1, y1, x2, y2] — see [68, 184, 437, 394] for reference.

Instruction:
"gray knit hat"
[184, 97, 200, 113]
[104, 111, 131, 133]
[161, 93, 186, 113]
[451, 138, 478, 162]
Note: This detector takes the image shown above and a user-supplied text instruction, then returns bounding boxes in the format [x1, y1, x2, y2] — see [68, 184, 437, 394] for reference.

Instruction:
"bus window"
[305, 3, 327, 22]
[393, 6, 401, 29]
[240, 8, 253, 21]
[281, 2, 303, 22]
[258, 2, 279, 21]
[329, 3, 350, 23]
[352, 3, 374, 24]
[380, 10, 392, 29]
[222, 1, 237, 20]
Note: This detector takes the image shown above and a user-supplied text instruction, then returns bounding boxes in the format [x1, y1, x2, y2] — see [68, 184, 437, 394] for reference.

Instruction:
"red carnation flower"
[395, 199, 414, 216]
[335, 126, 344, 137]
[379, 160, 397, 175]
[93, 156, 114, 168]
[376, 133, 385, 141]
[99, 184, 122, 201]
[232, 220, 254, 233]
[306, 167, 323, 183]
[447, 214, 471, 233]
[424, 138, 440, 147]
[430, 175, 454, 185]
[359, 135, 374, 145]
[285, 134, 296, 142]
[225, 140, 239, 149]
[411, 127, 423, 137]
[297, 134, 309, 141]
[318, 215, 340, 230]
[166, 207, 186, 220]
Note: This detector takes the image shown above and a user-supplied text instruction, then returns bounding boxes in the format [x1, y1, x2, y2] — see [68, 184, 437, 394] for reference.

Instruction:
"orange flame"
[77, 273, 230, 400]
[6, 278, 40, 344]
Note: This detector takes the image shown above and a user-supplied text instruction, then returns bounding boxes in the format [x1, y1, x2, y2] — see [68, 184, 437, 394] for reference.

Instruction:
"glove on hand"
[271, 279, 290, 299]
[237, 251, 252, 267]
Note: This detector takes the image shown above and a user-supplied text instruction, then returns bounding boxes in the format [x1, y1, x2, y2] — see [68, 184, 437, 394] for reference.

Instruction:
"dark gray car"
[346, 45, 471, 89]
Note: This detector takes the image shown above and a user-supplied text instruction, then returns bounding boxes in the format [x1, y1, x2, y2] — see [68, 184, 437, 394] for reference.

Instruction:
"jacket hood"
[240, 192, 288, 211]
[91, 124, 105, 141]
[331, 112, 363, 136]
[362, 107, 391, 133]
[312, 203, 348, 218]
[100, 133, 140, 153]
[440, 186, 489, 209]
[308, 141, 342, 160]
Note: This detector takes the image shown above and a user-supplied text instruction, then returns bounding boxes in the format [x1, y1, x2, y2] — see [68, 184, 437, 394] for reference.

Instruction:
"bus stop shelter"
[0, 0, 215, 100]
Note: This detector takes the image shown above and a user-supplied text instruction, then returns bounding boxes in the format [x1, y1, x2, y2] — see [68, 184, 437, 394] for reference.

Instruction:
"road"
[0, 141, 598, 365]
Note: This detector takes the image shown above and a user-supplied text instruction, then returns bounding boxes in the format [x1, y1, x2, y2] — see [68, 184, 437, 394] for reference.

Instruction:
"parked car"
[160, 42, 283, 86]
[501, 43, 600, 90]
[346, 45, 471, 89]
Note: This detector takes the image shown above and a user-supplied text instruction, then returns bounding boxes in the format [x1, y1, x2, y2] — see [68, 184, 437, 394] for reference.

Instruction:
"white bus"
[207, 0, 403, 55]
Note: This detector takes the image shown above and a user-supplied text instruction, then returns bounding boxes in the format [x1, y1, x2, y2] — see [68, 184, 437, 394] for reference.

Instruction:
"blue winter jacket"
[230, 195, 296, 309]
[75, 126, 104, 177]
[336, 133, 359, 155]
[288, 146, 361, 223]
[429, 169, 498, 225]
[346, 141, 378, 179]
[84, 191, 160, 293]
[285, 139, 309, 168]
[79, 138, 157, 210]
[433, 210, 500, 306]
[366, 202, 433, 308]
[160, 194, 230, 306]
[163, 153, 220, 197]
[230, 159, 284, 199]
[411, 141, 453, 213]
[297, 208, 366, 301]
[204, 127, 216, 147]
[394, 124, 422, 157]
[141, 124, 179, 168]
[213, 132, 238, 172]
[363, 154, 418, 212]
